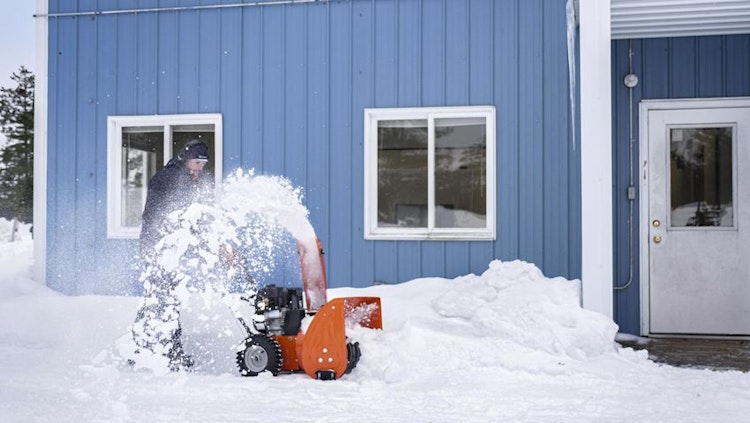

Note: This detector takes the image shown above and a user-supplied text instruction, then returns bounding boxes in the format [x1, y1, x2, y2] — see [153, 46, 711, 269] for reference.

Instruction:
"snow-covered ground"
[3, 212, 750, 422]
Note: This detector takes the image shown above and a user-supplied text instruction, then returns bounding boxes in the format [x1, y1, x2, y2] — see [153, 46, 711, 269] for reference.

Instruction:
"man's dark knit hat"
[179, 140, 209, 162]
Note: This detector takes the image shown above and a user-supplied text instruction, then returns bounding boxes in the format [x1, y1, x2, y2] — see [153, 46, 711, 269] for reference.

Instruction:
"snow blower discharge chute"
[234, 238, 382, 380]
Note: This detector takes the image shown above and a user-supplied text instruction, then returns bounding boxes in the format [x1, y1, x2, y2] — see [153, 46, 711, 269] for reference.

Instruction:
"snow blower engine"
[234, 238, 382, 380]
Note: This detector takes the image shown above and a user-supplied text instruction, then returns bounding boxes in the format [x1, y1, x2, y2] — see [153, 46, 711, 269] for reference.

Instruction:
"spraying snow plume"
[152, 169, 315, 293]
[128, 169, 317, 372]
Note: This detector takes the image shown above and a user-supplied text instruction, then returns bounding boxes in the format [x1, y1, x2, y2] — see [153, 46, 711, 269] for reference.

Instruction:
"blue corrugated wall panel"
[49, 11, 78, 293]
[220, 7, 242, 172]
[46, 0, 578, 295]
[612, 35, 750, 335]
[327, 2, 353, 285]
[157, 10, 179, 113]
[727, 35, 750, 96]
[443, 0, 471, 279]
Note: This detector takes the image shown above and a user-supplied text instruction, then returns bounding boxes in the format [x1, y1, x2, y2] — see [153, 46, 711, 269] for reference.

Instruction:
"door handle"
[653, 235, 662, 243]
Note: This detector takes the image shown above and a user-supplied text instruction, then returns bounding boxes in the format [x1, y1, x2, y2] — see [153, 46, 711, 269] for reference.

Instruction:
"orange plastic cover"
[275, 335, 301, 372]
[297, 296, 383, 379]
[297, 298, 348, 379]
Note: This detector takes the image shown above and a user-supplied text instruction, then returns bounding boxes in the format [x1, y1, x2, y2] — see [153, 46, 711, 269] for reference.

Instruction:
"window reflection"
[377, 120, 428, 227]
[121, 127, 163, 227]
[120, 124, 216, 228]
[376, 118, 488, 229]
[670, 127, 733, 227]
[434, 118, 487, 228]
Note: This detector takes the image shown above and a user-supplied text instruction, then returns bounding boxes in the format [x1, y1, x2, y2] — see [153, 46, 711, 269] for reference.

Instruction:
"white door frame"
[639, 96, 750, 337]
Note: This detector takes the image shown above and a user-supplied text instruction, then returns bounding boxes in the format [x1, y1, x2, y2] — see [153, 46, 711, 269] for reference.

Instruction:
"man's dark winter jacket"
[139, 157, 212, 251]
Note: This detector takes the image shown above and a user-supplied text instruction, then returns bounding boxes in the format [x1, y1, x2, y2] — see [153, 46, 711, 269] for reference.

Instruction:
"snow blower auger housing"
[236, 237, 382, 380]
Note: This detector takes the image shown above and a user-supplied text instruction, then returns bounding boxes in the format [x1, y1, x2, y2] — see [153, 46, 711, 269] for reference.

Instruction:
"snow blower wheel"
[237, 334, 282, 376]
[345, 341, 361, 375]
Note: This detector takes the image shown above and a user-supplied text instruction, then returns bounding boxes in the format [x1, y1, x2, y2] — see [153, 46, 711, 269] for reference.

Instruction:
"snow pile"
[0, 219, 42, 299]
[331, 261, 617, 384]
[433, 260, 617, 360]
[123, 256, 620, 380]
[0, 217, 31, 242]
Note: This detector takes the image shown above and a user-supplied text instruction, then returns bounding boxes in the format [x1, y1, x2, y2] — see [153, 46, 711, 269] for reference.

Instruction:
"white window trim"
[106, 113, 223, 239]
[364, 105, 496, 241]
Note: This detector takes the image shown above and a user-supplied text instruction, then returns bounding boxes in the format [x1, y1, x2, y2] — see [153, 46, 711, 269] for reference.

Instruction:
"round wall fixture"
[624, 73, 639, 88]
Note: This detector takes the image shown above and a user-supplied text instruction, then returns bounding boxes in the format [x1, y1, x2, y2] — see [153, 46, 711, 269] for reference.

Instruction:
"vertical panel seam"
[73, 10, 80, 293]
[370, 0, 376, 282]
[722, 35, 727, 96]
[442, 0, 446, 105]
[466, 0, 470, 105]
[348, 0, 355, 282]
[324, 1, 332, 276]
[418, 0, 423, 106]
[282, 5, 287, 174]
[94, 2, 101, 245]
[490, 0, 496, 260]
[395, 0, 400, 105]
[241, 7, 247, 167]
[260, 8, 265, 170]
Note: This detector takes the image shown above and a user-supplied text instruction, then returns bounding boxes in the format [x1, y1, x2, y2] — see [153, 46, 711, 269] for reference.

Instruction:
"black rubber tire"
[236, 334, 283, 377]
[344, 341, 361, 375]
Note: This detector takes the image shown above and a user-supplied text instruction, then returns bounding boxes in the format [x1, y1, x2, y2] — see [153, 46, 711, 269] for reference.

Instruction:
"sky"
[0, 1, 35, 148]
[2, 171, 750, 422]
[0, 2, 36, 89]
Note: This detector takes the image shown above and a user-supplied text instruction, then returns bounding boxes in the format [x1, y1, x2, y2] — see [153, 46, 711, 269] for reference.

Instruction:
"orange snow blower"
[235, 238, 382, 380]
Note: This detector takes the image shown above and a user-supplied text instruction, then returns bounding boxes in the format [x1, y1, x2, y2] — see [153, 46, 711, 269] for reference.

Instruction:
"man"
[139, 139, 212, 251]
[131, 139, 213, 371]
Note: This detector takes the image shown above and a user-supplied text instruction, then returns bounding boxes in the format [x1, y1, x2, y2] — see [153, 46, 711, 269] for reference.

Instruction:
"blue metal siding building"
[42, 0, 579, 295]
[40, 0, 750, 335]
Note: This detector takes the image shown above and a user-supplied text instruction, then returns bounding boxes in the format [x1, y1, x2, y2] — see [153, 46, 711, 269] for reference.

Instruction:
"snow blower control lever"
[235, 236, 382, 380]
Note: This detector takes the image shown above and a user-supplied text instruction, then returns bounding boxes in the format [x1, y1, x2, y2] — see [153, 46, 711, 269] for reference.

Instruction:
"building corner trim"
[579, 0, 614, 318]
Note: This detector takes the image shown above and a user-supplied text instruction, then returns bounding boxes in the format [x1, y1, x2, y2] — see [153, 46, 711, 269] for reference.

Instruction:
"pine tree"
[0, 66, 34, 223]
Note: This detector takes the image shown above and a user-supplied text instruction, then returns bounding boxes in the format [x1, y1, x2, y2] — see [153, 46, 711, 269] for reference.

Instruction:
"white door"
[642, 98, 750, 336]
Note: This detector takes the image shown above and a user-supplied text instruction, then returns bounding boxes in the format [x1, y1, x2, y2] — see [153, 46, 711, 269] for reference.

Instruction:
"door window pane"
[435, 118, 487, 228]
[670, 127, 733, 227]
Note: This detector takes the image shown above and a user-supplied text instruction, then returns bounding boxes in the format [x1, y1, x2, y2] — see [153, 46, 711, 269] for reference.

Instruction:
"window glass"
[377, 120, 428, 227]
[670, 127, 733, 227]
[121, 127, 163, 227]
[172, 124, 216, 177]
[435, 118, 486, 228]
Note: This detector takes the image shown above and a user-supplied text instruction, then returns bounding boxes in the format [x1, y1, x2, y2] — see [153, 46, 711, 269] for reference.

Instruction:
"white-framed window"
[106, 113, 223, 239]
[364, 106, 496, 240]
